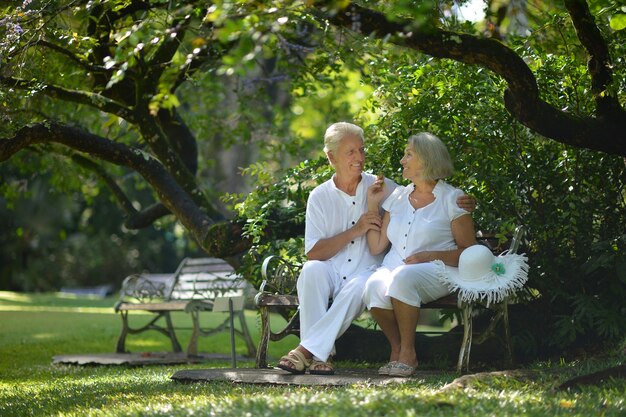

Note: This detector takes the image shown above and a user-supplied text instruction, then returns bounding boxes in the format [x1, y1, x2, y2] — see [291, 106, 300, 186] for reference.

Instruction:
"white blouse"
[381, 180, 469, 269]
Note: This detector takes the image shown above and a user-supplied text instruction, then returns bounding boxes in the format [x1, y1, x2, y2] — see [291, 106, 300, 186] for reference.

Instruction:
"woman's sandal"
[309, 359, 335, 375]
[378, 361, 399, 376]
[277, 349, 312, 374]
[388, 361, 417, 377]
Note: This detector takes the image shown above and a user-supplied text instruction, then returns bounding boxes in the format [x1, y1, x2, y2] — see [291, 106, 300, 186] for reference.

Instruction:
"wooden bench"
[114, 257, 256, 358]
[254, 226, 525, 372]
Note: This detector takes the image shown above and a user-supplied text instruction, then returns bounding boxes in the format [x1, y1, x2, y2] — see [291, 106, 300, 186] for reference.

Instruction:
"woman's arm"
[403, 214, 476, 266]
[367, 210, 391, 256]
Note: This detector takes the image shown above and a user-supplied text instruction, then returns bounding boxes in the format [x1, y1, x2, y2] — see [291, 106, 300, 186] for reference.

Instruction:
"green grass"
[1, 291, 624, 417]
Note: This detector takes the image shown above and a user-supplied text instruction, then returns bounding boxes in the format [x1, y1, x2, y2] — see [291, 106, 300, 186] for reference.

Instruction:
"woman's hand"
[367, 176, 386, 209]
[404, 251, 434, 264]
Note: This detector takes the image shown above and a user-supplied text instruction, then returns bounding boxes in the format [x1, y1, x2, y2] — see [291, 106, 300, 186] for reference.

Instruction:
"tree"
[1, 1, 625, 355]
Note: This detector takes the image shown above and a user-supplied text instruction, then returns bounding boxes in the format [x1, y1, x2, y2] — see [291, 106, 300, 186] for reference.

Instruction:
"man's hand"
[354, 211, 382, 236]
[457, 194, 476, 212]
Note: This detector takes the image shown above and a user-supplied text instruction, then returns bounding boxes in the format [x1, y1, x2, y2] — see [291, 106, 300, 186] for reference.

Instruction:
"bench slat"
[117, 301, 189, 311]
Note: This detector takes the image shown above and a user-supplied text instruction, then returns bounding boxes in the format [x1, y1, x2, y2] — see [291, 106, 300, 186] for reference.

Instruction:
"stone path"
[52, 352, 243, 366]
[171, 367, 441, 386]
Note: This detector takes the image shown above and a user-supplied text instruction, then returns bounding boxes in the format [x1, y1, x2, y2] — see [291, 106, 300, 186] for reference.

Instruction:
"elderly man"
[277, 122, 474, 375]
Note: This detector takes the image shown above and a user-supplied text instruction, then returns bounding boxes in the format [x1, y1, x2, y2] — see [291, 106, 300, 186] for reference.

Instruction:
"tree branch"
[0, 122, 214, 245]
[0, 76, 135, 122]
[142, 18, 189, 93]
[318, 1, 626, 156]
[71, 153, 138, 215]
[564, 0, 622, 117]
[36, 40, 104, 73]
[71, 153, 172, 228]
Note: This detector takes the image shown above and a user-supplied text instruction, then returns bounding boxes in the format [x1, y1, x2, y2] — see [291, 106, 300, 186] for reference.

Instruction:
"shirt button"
[352, 221, 355, 225]
[342, 276, 346, 280]
[351, 241, 355, 244]
[352, 201, 356, 205]
[348, 259, 352, 262]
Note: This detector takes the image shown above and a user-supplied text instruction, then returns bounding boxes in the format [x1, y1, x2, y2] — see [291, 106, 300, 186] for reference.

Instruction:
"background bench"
[254, 226, 525, 372]
[114, 257, 256, 357]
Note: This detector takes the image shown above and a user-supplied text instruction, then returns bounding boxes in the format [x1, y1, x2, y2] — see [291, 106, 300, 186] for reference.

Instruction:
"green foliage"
[225, 157, 332, 287]
[234, 2, 626, 356]
[0, 165, 189, 291]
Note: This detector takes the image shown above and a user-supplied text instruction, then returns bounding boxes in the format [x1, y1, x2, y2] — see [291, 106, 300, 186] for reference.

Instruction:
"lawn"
[0, 290, 624, 417]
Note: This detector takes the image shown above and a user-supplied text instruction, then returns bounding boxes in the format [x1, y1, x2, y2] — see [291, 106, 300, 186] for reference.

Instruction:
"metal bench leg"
[502, 302, 514, 366]
[237, 310, 257, 358]
[116, 310, 129, 353]
[255, 306, 270, 368]
[163, 312, 183, 353]
[187, 310, 200, 357]
[457, 304, 473, 373]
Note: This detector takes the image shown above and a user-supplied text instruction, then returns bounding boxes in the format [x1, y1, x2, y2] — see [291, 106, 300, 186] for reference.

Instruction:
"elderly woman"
[364, 132, 476, 377]
[278, 124, 475, 376]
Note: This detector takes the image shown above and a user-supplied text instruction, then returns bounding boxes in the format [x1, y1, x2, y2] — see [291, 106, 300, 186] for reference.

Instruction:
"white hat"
[435, 244, 529, 305]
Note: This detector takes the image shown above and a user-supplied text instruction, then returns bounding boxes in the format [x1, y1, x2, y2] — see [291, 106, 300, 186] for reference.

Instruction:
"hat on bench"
[435, 244, 529, 305]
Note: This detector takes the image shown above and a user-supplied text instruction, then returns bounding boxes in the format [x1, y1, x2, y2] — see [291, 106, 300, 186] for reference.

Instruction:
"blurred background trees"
[1, 0, 624, 358]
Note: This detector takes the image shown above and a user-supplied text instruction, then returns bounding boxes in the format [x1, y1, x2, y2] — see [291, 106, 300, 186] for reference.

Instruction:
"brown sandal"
[309, 359, 335, 375]
[277, 350, 311, 374]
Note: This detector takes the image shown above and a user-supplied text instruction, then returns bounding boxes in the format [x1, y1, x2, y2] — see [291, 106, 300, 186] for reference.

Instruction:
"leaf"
[609, 13, 626, 31]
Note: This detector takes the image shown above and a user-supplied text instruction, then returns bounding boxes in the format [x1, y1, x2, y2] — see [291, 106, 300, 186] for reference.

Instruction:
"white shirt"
[305, 172, 397, 279]
[381, 180, 468, 268]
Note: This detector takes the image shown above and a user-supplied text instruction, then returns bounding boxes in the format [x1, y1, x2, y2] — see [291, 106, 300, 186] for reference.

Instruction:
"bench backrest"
[167, 257, 247, 300]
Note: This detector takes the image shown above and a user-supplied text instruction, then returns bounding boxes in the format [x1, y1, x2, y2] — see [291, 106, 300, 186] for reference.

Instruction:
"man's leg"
[296, 260, 336, 341]
[278, 260, 337, 372]
[300, 268, 372, 362]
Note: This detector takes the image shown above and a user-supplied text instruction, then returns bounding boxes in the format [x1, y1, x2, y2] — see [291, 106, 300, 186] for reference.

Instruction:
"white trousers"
[297, 260, 373, 362]
[363, 262, 451, 309]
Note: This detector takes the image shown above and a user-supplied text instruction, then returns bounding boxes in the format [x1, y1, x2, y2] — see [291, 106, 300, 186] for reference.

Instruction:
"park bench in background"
[114, 257, 256, 358]
[254, 226, 525, 372]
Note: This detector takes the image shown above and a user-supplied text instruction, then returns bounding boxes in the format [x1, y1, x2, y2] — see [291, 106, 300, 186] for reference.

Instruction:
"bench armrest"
[258, 255, 301, 295]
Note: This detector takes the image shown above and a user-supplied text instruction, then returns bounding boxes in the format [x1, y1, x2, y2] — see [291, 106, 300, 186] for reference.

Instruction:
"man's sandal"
[309, 359, 335, 375]
[277, 350, 312, 374]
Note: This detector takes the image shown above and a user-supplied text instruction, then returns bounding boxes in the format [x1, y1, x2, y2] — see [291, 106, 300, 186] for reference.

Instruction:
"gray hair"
[407, 132, 454, 180]
[323, 122, 364, 155]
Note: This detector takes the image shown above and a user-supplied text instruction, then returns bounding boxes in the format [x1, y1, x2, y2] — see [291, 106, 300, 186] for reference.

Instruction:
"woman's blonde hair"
[323, 122, 364, 155]
[407, 132, 454, 180]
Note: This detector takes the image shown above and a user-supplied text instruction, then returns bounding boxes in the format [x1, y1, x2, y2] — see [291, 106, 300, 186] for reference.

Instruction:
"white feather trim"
[435, 252, 529, 306]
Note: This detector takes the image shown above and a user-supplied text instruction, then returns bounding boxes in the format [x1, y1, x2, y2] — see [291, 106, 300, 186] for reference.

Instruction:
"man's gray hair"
[407, 132, 455, 180]
[323, 122, 364, 155]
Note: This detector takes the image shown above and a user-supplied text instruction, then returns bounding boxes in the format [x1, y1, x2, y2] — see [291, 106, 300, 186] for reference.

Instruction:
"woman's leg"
[390, 298, 419, 367]
[363, 267, 400, 363]
[387, 262, 451, 367]
[370, 307, 400, 362]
